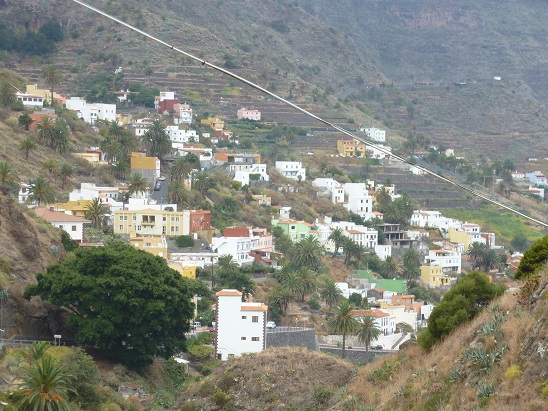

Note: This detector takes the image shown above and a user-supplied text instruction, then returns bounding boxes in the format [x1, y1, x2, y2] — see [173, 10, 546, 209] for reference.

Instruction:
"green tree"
[480, 248, 498, 273]
[42, 159, 59, 174]
[23, 243, 196, 369]
[293, 235, 322, 270]
[403, 249, 421, 280]
[0, 81, 16, 107]
[379, 255, 399, 278]
[112, 160, 130, 180]
[320, 278, 343, 309]
[355, 315, 382, 363]
[127, 172, 148, 196]
[515, 235, 548, 280]
[28, 176, 55, 205]
[18, 112, 34, 130]
[295, 268, 318, 301]
[10, 356, 74, 411]
[376, 187, 392, 209]
[468, 242, 487, 270]
[0, 160, 19, 195]
[418, 271, 505, 350]
[35, 116, 56, 146]
[84, 198, 109, 230]
[167, 180, 186, 204]
[42, 65, 62, 105]
[342, 237, 358, 267]
[330, 301, 359, 359]
[18, 136, 38, 160]
[217, 254, 239, 274]
[170, 158, 193, 182]
[328, 227, 345, 258]
[348, 292, 364, 308]
[57, 163, 73, 189]
[510, 233, 530, 253]
[141, 120, 171, 158]
[175, 235, 195, 248]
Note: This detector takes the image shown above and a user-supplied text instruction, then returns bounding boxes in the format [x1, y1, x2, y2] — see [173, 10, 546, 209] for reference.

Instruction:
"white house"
[176, 103, 193, 125]
[165, 126, 199, 144]
[231, 164, 270, 186]
[16, 92, 44, 108]
[275, 161, 306, 181]
[131, 118, 155, 136]
[18, 183, 35, 205]
[342, 183, 374, 219]
[312, 178, 341, 196]
[65, 97, 116, 125]
[215, 289, 268, 360]
[330, 221, 378, 249]
[366, 144, 392, 160]
[525, 171, 547, 187]
[237, 108, 261, 121]
[351, 309, 395, 336]
[374, 244, 392, 260]
[424, 249, 462, 274]
[34, 207, 90, 242]
[360, 127, 386, 143]
[211, 226, 273, 266]
[154, 91, 176, 109]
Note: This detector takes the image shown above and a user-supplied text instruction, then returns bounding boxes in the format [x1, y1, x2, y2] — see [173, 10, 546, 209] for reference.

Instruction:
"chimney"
[49, 206, 55, 212]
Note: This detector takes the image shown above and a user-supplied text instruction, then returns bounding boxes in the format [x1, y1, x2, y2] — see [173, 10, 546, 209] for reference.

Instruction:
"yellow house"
[130, 152, 160, 187]
[130, 232, 168, 258]
[50, 200, 92, 218]
[114, 208, 190, 236]
[421, 264, 452, 288]
[447, 227, 473, 250]
[337, 139, 366, 157]
[168, 262, 196, 279]
[200, 117, 224, 130]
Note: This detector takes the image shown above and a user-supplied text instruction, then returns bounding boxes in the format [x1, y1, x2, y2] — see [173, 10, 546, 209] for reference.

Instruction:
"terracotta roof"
[216, 289, 242, 297]
[350, 309, 389, 318]
[241, 304, 268, 312]
[34, 208, 90, 223]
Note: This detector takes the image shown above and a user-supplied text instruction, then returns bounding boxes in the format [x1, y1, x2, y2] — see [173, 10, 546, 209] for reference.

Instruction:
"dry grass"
[183, 346, 354, 410]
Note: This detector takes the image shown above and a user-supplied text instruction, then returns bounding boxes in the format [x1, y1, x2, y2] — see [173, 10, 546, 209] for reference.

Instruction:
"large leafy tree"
[10, 356, 74, 411]
[329, 300, 359, 359]
[356, 315, 382, 363]
[418, 271, 505, 350]
[24, 243, 196, 369]
[515, 235, 548, 280]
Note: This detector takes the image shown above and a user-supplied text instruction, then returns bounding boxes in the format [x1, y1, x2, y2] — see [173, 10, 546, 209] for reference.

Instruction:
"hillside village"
[1, 2, 548, 408]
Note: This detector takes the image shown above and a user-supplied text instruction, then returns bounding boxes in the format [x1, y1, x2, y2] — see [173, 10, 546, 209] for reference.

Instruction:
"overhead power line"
[70, 0, 548, 229]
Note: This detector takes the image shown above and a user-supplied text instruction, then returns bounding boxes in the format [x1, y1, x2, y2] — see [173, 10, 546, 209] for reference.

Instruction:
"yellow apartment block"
[200, 117, 224, 130]
[447, 227, 473, 251]
[421, 265, 452, 288]
[337, 139, 366, 157]
[130, 232, 168, 258]
[168, 263, 197, 279]
[51, 200, 92, 218]
[114, 208, 190, 236]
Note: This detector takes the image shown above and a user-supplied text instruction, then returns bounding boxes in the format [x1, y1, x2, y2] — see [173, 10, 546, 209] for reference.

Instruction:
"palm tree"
[382, 202, 401, 224]
[127, 172, 148, 197]
[270, 286, 293, 315]
[18, 136, 38, 160]
[353, 244, 369, 268]
[217, 254, 239, 273]
[376, 186, 392, 209]
[10, 356, 74, 411]
[35, 116, 55, 146]
[328, 227, 345, 258]
[42, 65, 62, 106]
[29, 341, 51, 361]
[51, 119, 69, 153]
[57, 163, 73, 189]
[330, 301, 359, 359]
[170, 158, 193, 182]
[295, 268, 318, 301]
[281, 271, 303, 300]
[467, 242, 487, 270]
[0, 160, 19, 194]
[85, 198, 110, 229]
[355, 315, 382, 363]
[192, 172, 211, 194]
[167, 180, 186, 204]
[293, 235, 322, 270]
[379, 255, 399, 278]
[480, 248, 498, 273]
[0, 81, 16, 107]
[42, 159, 59, 174]
[320, 278, 343, 309]
[342, 237, 358, 267]
[402, 249, 421, 280]
[112, 160, 130, 180]
[141, 119, 171, 158]
[28, 176, 55, 205]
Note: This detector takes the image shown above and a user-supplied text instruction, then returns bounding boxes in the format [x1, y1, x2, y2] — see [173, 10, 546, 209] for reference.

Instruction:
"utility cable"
[69, 0, 548, 229]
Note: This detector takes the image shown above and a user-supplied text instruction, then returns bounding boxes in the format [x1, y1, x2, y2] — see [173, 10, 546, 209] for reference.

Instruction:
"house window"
[124, 216, 128, 221]
[59, 225, 64, 229]
[119, 225, 123, 231]
[252, 316, 258, 323]
[242, 316, 247, 319]
[251, 337, 259, 341]
[137, 226, 141, 231]
[133, 216, 136, 221]
[241, 337, 246, 340]
[72, 225, 77, 231]
[119, 216, 124, 221]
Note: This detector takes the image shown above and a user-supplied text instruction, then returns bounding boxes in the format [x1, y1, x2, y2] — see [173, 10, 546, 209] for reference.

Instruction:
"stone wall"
[266, 329, 319, 351]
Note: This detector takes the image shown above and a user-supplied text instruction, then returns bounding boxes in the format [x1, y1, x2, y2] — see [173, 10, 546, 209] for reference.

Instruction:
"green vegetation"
[23, 243, 197, 369]
[175, 235, 195, 248]
[515, 235, 548, 280]
[418, 271, 505, 350]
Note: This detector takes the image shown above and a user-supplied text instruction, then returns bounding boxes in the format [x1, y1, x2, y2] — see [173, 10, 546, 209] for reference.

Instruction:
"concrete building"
[65, 97, 116, 125]
[275, 161, 306, 181]
[337, 139, 366, 157]
[360, 127, 386, 142]
[215, 290, 268, 360]
[34, 207, 90, 242]
[114, 208, 190, 236]
[237, 108, 261, 121]
[424, 249, 462, 275]
[211, 226, 273, 266]
[130, 152, 160, 188]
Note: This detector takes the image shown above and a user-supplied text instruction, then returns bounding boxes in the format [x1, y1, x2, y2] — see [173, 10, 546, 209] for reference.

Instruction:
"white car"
[159, 176, 166, 181]
[266, 321, 276, 329]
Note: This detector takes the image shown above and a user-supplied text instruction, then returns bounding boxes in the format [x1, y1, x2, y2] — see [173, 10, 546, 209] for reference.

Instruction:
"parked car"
[371, 345, 383, 350]
[159, 176, 166, 181]
[266, 321, 276, 329]
[209, 326, 216, 332]
[154, 182, 161, 191]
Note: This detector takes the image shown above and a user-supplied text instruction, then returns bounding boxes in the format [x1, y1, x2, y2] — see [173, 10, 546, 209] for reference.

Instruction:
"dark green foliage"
[18, 113, 33, 130]
[510, 233, 530, 252]
[60, 231, 78, 252]
[418, 272, 505, 350]
[39, 20, 64, 42]
[515, 235, 548, 280]
[308, 298, 321, 310]
[24, 243, 196, 369]
[408, 281, 441, 303]
[128, 83, 160, 108]
[348, 292, 364, 308]
[175, 235, 195, 248]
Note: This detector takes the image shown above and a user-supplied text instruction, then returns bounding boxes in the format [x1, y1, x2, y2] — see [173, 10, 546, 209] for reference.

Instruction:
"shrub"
[312, 384, 333, 405]
[179, 402, 199, 411]
[515, 236, 548, 279]
[213, 391, 230, 407]
[188, 344, 214, 361]
[504, 365, 523, 379]
[308, 298, 321, 310]
[175, 235, 195, 248]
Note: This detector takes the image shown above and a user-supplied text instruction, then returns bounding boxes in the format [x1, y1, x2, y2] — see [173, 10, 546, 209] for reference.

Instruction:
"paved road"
[150, 178, 169, 204]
